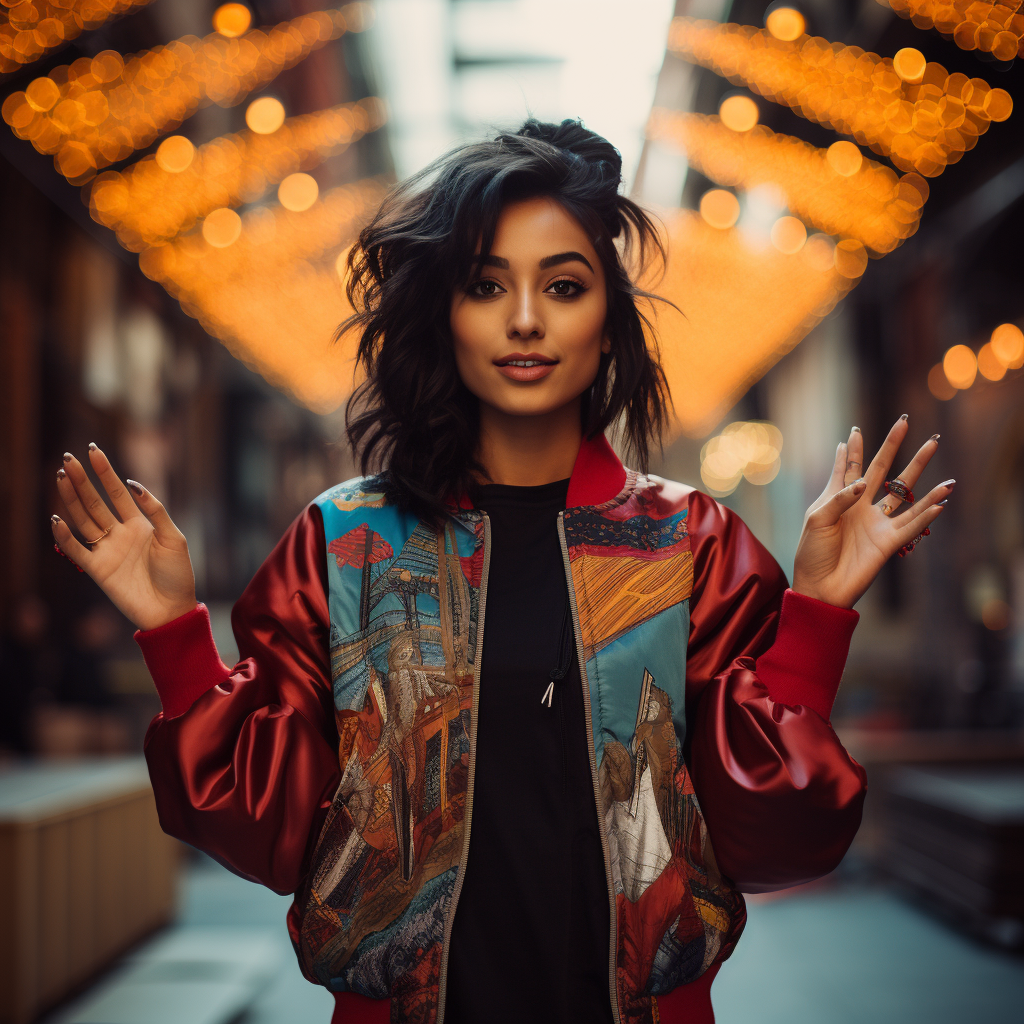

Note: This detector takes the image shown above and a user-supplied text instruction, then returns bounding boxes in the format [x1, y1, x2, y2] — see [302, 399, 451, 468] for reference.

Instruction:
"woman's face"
[450, 196, 609, 422]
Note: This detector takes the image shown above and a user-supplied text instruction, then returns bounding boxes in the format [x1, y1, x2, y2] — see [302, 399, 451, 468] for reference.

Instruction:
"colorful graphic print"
[295, 479, 483, 1022]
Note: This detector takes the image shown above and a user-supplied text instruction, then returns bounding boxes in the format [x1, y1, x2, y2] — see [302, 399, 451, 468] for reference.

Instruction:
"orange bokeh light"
[246, 96, 286, 134]
[833, 239, 868, 278]
[990, 323, 1024, 368]
[826, 141, 863, 177]
[893, 47, 927, 83]
[927, 363, 956, 400]
[203, 207, 242, 248]
[884, 2, 1024, 62]
[770, 215, 806, 254]
[765, 7, 806, 42]
[155, 136, 195, 173]
[699, 189, 740, 229]
[278, 172, 319, 212]
[943, 344, 977, 389]
[213, 4, 252, 38]
[977, 343, 1007, 382]
[719, 95, 759, 132]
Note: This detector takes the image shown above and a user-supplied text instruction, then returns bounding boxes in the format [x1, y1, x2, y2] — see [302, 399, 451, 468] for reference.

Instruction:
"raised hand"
[791, 416, 953, 609]
[51, 445, 197, 631]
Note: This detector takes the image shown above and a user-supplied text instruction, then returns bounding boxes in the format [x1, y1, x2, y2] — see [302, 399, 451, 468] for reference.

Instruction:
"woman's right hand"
[51, 445, 197, 632]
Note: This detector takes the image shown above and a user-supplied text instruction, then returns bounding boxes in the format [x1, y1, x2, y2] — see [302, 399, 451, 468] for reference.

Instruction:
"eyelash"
[466, 277, 588, 298]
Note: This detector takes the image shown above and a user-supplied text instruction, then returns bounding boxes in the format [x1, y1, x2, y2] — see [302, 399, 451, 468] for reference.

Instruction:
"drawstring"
[542, 590, 575, 708]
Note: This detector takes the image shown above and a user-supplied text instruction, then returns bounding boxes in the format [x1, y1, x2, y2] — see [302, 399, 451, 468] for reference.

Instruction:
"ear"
[601, 333, 612, 355]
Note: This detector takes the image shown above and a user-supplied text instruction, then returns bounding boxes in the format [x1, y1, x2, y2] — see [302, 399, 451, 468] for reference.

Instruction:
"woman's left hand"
[791, 416, 954, 609]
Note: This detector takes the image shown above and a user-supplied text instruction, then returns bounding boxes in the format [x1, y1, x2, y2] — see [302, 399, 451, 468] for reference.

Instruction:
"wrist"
[137, 597, 198, 632]
[790, 578, 854, 610]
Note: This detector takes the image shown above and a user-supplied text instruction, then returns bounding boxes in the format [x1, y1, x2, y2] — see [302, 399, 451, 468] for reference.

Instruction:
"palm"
[791, 419, 953, 609]
[52, 447, 196, 631]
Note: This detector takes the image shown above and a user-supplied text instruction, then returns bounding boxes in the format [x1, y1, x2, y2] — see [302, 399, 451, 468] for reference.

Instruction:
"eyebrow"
[474, 251, 595, 272]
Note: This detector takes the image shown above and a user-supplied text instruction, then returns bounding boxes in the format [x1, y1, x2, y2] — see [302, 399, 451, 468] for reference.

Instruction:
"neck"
[475, 400, 582, 486]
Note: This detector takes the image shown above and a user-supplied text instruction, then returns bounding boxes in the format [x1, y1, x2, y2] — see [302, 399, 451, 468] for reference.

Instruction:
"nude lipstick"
[493, 351, 558, 382]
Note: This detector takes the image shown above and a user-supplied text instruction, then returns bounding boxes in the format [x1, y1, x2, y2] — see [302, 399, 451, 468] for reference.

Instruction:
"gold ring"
[880, 501, 898, 517]
[88, 525, 113, 545]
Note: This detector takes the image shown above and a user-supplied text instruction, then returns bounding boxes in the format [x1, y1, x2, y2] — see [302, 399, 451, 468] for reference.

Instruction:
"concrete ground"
[50, 854, 1024, 1023]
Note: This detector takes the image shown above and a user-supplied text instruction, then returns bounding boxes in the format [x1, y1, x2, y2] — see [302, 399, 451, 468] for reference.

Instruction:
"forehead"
[489, 196, 596, 260]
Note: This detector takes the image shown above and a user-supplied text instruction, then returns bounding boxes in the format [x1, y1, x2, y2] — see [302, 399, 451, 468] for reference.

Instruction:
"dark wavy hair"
[341, 118, 670, 524]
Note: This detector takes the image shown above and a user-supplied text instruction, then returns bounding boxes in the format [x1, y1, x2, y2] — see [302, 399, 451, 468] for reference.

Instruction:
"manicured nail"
[937, 499, 948, 507]
[127, 479, 145, 495]
[50, 514, 60, 525]
[930, 433, 940, 442]
[853, 481, 866, 492]
[943, 479, 955, 489]
[56, 468, 65, 480]
[63, 452, 72, 462]
[900, 413, 908, 421]
[851, 425, 861, 433]
[88, 442, 98, 451]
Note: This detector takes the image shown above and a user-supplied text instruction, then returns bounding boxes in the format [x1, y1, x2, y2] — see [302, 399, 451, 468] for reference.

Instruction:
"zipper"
[557, 512, 622, 1024]
[436, 513, 490, 1023]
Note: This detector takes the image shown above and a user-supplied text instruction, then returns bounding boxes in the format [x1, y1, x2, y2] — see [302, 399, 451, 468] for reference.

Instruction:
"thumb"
[126, 480, 186, 547]
[808, 479, 866, 529]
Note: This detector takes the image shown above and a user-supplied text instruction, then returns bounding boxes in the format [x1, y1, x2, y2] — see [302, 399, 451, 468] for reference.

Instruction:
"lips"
[494, 351, 558, 382]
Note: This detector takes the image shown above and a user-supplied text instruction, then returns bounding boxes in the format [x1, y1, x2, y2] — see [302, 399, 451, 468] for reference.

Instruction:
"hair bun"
[516, 118, 622, 189]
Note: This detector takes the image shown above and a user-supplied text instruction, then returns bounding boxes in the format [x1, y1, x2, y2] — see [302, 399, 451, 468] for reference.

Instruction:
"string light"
[2, 7, 369, 185]
[927, 324, 1023, 398]
[927, 363, 957, 399]
[718, 94, 759, 131]
[880, 0, 1024, 61]
[278, 171, 319, 211]
[990, 322, 1024, 367]
[771, 215, 807, 253]
[977, 342, 1007, 381]
[213, 3, 252, 38]
[765, 6, 806, 42]
[700, 421, 784, 495]
[699, 188, 741, 228]
[86, 98, 386, 249]
[666, 17, 1014, 178]
[0, 0, 156, 74]
[641, 210, 856, 438]
[137, 179, 386, 414]
[943, 343, 978, 388]
[646, 109, 927, 254]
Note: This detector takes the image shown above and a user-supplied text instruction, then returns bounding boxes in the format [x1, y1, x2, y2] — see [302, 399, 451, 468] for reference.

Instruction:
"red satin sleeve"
[684, 490, 867, 894]
[140, 504, 340, 896]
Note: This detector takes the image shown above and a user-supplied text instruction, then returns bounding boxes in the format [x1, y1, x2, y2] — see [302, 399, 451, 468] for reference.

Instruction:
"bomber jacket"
[139, 434, 867, 1024]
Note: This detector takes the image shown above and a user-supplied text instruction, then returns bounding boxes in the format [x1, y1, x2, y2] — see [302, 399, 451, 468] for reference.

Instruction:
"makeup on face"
[493, 351, 559, 382]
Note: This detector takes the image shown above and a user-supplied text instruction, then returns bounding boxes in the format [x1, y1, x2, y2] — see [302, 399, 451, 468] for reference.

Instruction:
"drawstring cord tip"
[541, 681, 554, 707]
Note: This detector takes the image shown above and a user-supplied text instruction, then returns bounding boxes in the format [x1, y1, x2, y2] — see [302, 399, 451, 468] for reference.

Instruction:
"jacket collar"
[452, 432, 627, 514]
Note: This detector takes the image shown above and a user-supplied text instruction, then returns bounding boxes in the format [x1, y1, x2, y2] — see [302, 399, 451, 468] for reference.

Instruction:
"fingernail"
[943, 479, 955, 489]
[851, 426, 861, 433]
[88, 442, 98, 451]
[854, 481, 866, 492]
[127, 479, 145, 495]
[930, 433, 940, 442]
[937, 499, 948, 507]
[56, 468, 65, 480]
[900, 413, 908, 421]
[63, 452, 72, 463]
[50, 514, 60, 525]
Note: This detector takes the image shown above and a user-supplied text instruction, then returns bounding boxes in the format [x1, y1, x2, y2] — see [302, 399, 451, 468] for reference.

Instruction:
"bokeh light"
[977, 342, 1007, 381]
[981, 598, 1012, 631]
[700, 421, 784, 495]
[700, 188, 741, 229]
[765, 6, 806, 42]
[883, 2, 1024, 61]
[666, 17, 1014, 179]
[927, 363, 957, 400]
[278, 172, 320, 212]
[827, 141, 864, 177]
[202, 207, 242, 248]
[212, 3, 252, 38]
[771, 215, 807, 254]
[834, 239, 868, 278]
[718, 94, 759, 132]
[990, 323, 1024, 368]
[155, 136, 195, 173]
[943, 344, 978, 389]
[246, 97, 286, 134]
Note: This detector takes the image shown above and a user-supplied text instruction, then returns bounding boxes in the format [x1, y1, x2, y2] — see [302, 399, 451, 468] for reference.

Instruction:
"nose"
[507, 289, 544, 340]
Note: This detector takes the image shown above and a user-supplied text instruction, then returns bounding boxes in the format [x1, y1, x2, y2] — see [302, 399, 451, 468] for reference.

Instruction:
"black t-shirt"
[445, 479, 614, 1024]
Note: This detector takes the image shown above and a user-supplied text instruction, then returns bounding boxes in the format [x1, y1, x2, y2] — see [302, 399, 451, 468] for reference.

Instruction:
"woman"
[52, 120, 950, 1024]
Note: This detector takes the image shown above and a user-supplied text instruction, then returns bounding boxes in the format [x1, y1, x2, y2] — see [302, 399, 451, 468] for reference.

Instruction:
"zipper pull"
[541, 680, 555, 708]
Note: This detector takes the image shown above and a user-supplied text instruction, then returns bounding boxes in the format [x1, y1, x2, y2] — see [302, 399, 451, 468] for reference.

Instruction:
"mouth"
[493, 352, 558, 383]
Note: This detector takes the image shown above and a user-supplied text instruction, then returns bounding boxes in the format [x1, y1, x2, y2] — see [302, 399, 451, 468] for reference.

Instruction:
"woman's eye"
[547, 279, 585, 297]
[469, 280, 503, 297]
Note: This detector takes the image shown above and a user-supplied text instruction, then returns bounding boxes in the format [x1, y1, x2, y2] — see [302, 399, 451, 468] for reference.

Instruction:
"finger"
[60, 451, 117, 536]
[50, 514, 95, 573]
[56, 459, 112, 540]
[87, 443, 142, 522]
[892, 479, 955, 529]
[892, 502, 944, 553]
[843, 426, 864, 487]
[126, 479, 183, 546]
[816, 441, 849, 506]
[876, 433, 940, 516]
[808, 479, 867, 528]
[863, 414, 909, 496]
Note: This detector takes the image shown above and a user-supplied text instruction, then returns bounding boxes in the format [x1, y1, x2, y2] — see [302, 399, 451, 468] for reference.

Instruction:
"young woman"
[52, 120, 951, 1024]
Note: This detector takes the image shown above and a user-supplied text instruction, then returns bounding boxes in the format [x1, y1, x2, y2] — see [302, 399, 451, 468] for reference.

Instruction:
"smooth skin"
[52, 197, 952, 627]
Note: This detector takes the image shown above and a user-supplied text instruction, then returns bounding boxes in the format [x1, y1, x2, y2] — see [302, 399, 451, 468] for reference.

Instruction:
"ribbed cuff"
[135, 603, 233, 719]
[755, 589, 859, 721]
